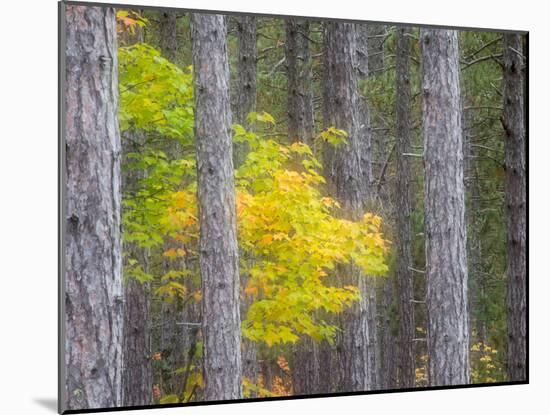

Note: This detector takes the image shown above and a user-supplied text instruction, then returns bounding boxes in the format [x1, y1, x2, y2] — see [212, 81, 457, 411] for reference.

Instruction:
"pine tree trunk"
[233, 15, 258, 387]
[292, 337, 321, 395]
[421, 28, 469, 386]
[119, 23, 152, 406]
[233, 16, 257, 167]
[64, 5, 123, 410]
[160, 11, 178, 61]
[395, 27, 416, 389]
[234, 16, 257, 125]
[367, 25, 386, 75]
[503, 33, 527, 382]
[286, 18, 319, 394]
[379, 276, 398, 389]
[122, 278, 151, 405]
[121, 131, 152, 406]
[356, 23, 383, 390]
[323, 22, 373, 392]
[191, 13, 243, 400]
[286, 18, 315, 146]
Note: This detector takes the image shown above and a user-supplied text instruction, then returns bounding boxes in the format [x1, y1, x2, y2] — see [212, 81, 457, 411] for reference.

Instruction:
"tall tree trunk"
[160, 11, 178, 61]
[64, 5, 123, 410]
[355, 25, 369, 79]
[158, 15, 187, 392]
[233, 16, 257, 167]
[121, 131, 152, 406]
[292, 337, 321, 395]
[367, 25, 386, 75]
[355, 23, 383, 390]
[233, 15, 258, 387]
[119, 24, 152, 407]
[234, 16, 257, 125]
[503, 33, 527, 382]
[379, 277, 397, 389]
[122, 277, 151, 406]
[323, 21, 373, 392]
[286, 18, 315, 146]
[286, 18, 319, 395]
[395, 27, 416, 389]
[191, 13, 243, 400]
[421, 28, 469, 386]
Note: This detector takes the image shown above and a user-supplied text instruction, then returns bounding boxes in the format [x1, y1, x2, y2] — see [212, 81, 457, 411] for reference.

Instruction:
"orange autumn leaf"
[258, 234, 274, 245]
[244, 284, 258, 296]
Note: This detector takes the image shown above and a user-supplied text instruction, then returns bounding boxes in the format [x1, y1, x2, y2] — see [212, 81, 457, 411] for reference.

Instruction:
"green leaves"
[118, 44, 194, 144]
[316, 127, 349, 147]
[159, 394, 179, 404]
[246, 111, 276, 125]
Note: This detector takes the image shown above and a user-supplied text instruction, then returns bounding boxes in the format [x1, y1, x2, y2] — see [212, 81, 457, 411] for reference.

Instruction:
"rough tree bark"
[286, 18, 315, 146]
[118, 22, 152, 407]
[292, 337, 321, 395]
[503, 33, 527, 382]
[286, 18, 319, 395]
[367, 25, 386, 75]
[421, 28, 470, 386]
[191, 13, 243, 400]
[160, 11, 178, 61]
[355, 23, 384, 390]
[233, 16, 257, 168]
[379, 278, 397, 390]
[158, 14, 188, 389]
[121, 130, 152, 407]
[395, 27, 416, 389]
[323, 22, 373, 392]
[64, 5, 123, 410]
[355, 25, 369, 79]
[233, 15, 259, 387]
[234, 16, 257, 125]
[122, 270, 151, 406]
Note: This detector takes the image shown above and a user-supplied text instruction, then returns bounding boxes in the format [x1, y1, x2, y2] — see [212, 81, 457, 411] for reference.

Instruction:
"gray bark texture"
[233, 16, 257, 167]
[292, 337, 321, 395]
[119, 132, 153, 404]
[379, 276, 397, 389]
[64, 5, 123, 410]
[503, 34, 527, 382]
[160, 11, 178, 61]
[286, 19, 319, 393]
[234, 16, 257, 125]
[395, 27, 416, 389]
[421, 28, 470, 386]
[191, 13, 243, 400]
[323, 22, 371, 211]
[355, 25, 382, 390]
[354, 24, 369, 79]
[120, 21, 152, 406]
[367, 25, 386, 75]
[286, 18, 315, 146]
[323, 22, 374, 392]
[122, 278, 151, 406]
[234, 16, 259, 383]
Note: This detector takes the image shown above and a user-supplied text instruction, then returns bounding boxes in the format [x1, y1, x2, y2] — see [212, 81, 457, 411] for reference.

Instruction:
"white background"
[0, 0, 545, 413]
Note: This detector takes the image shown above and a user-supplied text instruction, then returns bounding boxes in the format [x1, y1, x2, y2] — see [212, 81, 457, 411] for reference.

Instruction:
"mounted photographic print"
[58, 0, 528, 413]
